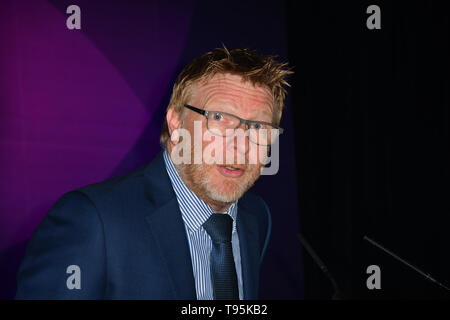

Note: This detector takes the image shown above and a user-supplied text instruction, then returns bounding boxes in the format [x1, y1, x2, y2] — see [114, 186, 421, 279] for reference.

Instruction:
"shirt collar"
[163, 149, 238, 232]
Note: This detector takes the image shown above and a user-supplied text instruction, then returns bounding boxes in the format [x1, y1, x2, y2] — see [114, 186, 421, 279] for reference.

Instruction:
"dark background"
[286, 0, 450, 298]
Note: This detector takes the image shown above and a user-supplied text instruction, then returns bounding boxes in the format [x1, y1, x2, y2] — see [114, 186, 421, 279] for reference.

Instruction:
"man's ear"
[167, 106, 181, 133]
[166, 106, 182, 142]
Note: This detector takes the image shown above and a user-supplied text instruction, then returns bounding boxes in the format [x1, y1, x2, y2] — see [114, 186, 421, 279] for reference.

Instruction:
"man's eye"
[212, 112, 223, 121]
[252, 123, 262, 130]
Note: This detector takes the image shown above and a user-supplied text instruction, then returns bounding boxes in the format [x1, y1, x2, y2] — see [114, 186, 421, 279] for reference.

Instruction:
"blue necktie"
[202, 213, 239, 300]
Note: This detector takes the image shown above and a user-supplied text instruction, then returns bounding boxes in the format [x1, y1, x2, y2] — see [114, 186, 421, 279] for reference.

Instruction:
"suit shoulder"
[74, 162, 150, 204]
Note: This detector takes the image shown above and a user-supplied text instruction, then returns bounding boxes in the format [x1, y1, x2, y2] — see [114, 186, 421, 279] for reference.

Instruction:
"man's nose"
[226, 123, 249, 155]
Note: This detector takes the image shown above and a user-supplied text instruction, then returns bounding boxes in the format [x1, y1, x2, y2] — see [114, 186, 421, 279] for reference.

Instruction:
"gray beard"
[174, 163, 260, 204]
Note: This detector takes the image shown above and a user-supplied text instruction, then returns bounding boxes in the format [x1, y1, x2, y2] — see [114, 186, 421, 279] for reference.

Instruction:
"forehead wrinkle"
[201, 90, 273, 120]
[201, 77, 271, 99]
[199, 83, 273, 109]
[193, 74, 274, 120]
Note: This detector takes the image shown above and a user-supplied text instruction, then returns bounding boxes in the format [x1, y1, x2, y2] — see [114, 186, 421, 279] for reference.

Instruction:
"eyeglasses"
[184, 104, 283, 146]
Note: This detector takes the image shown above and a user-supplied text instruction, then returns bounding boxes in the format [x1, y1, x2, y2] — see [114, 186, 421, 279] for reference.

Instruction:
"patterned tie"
[202, 213, 239, 300]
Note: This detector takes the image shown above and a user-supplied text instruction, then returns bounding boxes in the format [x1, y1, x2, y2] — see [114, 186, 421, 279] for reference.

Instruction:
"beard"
[174, 161, 261, 204]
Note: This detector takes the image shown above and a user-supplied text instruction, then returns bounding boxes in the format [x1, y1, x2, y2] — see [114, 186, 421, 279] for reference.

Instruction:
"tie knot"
[203, 213, 233, 243]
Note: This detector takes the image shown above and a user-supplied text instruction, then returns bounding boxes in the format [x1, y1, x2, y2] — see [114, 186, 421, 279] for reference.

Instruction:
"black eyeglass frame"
[184, 104, 284, 137]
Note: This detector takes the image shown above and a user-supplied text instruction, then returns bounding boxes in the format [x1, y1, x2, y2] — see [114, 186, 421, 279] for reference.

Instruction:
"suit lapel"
[143, 151, 196, 299]
[145, 198, 196, 299]
[237, 205, 260, 300]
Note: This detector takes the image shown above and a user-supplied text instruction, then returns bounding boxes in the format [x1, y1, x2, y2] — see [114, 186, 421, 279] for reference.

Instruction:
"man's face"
[169, 73, 275, 207]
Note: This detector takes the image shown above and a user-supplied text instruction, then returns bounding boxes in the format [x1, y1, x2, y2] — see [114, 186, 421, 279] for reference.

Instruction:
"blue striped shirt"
[163, 150, 243, 300]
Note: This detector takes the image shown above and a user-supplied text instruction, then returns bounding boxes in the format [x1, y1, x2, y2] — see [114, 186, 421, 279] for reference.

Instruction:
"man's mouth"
[217, 165, 245, 178]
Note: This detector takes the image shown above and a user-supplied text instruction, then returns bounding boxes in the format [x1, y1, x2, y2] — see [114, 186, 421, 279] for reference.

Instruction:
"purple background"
[0, 0, 303, 299]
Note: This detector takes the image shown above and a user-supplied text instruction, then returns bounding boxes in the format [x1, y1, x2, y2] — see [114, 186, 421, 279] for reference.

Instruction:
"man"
[15, 47, 292, 299]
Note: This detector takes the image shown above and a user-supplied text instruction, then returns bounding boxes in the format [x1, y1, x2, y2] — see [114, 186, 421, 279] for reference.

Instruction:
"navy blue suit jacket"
[15, 151, 272, 299]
